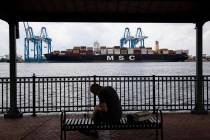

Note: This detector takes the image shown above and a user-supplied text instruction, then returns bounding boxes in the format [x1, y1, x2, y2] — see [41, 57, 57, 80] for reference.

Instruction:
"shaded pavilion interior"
[0, 0, 209, 118]
[1, 0, 210, 22]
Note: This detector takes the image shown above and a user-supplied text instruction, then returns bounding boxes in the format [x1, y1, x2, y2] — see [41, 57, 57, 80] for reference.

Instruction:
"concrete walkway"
[0, 113, 210, 140]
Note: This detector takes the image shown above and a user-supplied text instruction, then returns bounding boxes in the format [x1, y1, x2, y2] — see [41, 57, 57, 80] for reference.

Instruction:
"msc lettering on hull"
[107, 55, 135, 61]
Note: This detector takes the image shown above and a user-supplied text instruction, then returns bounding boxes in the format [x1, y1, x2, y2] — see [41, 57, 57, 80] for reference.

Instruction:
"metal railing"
[0, 75, 209, 114]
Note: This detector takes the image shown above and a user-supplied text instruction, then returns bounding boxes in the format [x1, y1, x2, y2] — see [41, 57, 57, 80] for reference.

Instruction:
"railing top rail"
[1, 75, 210, 78]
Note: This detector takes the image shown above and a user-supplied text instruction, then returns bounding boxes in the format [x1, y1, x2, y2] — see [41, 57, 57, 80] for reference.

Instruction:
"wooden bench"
[61, 110, 163, 140]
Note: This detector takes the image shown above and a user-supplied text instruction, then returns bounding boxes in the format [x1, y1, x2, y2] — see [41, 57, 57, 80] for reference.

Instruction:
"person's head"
[90, 84, 102, 95]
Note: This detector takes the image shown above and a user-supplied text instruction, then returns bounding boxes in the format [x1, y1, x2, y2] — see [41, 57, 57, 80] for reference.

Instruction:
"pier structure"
[3, 21, 22, 118]
[191, 21, 207, 114]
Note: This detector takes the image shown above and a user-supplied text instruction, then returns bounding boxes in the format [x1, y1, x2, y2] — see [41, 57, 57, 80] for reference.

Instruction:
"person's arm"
[94, 102, 108, 112]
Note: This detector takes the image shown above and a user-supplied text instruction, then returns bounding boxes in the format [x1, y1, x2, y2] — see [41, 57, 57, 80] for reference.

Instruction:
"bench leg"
[156, 128, 159, 140]
[161, 127, 163, 140]
[64, 131, 66, 140]
[61, 130, 63, 140]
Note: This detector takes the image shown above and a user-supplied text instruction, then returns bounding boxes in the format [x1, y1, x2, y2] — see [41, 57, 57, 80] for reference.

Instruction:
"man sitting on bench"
[79, 83, 122, 136]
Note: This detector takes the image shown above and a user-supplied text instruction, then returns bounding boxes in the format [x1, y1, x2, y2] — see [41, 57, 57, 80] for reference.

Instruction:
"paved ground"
[0, 112, 210, 140]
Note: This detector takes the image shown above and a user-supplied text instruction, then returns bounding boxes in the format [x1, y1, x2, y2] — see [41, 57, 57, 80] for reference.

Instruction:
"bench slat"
[81, 118, 85, 129]
[64, 118, 161, 129]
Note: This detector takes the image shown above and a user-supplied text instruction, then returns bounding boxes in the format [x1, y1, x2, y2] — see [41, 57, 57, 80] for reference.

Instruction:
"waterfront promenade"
[0, 113, 210, 140]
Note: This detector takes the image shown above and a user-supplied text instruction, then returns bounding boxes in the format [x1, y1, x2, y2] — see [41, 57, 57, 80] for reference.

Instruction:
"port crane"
[120, 27, 147, 48]
[23, 22, 52, 62]
[40, 27, 52, 55]
[131, 28, 148, 48]
[120, 27, 132, 48]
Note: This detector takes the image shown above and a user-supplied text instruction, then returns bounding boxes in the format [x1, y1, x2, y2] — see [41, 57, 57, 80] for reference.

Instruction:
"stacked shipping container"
[50, 44, 188, 56]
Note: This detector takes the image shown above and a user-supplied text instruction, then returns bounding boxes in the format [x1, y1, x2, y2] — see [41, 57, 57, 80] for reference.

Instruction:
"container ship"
[44, 41, 189, 62]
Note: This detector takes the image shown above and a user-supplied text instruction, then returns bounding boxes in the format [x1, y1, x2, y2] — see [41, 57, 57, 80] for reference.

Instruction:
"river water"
[0, 62, 210, 77]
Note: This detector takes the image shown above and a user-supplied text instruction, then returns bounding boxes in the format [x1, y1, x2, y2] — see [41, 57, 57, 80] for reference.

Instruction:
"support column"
[4, 21, 23, 118]
[191, 21, 207, 114]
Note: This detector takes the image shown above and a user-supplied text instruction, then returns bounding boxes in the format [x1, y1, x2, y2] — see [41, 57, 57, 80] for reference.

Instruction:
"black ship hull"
[44, 54, 188, 62]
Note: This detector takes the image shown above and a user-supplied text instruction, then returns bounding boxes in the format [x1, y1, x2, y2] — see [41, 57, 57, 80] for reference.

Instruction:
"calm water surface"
[0, 62, 210, 77]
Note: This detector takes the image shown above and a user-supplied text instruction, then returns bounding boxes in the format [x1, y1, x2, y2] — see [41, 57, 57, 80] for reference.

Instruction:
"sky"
[0, 19, 210, 57]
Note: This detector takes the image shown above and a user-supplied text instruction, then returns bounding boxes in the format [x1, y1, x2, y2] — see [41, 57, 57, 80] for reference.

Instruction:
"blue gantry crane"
[24, 22, 52, 62]
[120, 27, 132, 48]
[40, 27, 52, 56]
[120, 27, 147, 48]
[131, 27, 148, 48]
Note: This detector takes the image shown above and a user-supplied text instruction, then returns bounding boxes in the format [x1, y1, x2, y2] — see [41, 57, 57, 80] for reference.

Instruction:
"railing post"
[32, 73, 36, 117]
[153, 75, 156, 114]
[93, 75, 96, 107]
